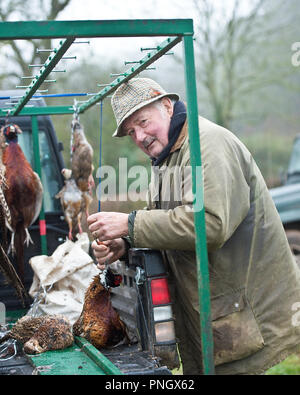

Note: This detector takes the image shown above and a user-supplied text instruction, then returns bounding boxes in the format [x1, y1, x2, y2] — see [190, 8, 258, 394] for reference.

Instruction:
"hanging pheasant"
[70, 119, 94, 217]
[55, 168, 85, 240]
[0, 182, 27, 305]
[1, 123, 43, 282]
[0, 139, 27, 305]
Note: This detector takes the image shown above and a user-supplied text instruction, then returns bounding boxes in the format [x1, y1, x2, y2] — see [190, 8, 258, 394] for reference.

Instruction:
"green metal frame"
[13, 38, 75, 116]
[0, 19, 215, 375]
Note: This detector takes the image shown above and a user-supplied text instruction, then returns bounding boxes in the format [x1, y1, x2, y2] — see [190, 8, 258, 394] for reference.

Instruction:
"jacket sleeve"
[201, 128, 251, 250]
[133, 126, 251, 252]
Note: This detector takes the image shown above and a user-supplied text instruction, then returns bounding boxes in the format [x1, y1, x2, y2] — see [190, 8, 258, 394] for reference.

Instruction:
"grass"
[171, 354, 300, 375]
[266, 354, 300, 375]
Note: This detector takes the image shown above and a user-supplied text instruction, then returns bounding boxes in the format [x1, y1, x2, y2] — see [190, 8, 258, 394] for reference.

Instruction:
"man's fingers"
[87, 213, 98, 226]
[91, 240, 109, 250]
[96, 251, 114, 266]
[89, 221, 102, 234]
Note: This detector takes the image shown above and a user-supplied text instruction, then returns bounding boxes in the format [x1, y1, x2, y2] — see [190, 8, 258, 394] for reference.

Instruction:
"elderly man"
[88, 77, 300, 375]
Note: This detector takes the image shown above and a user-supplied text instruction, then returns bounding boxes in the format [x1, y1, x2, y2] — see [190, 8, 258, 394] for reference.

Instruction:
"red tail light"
[151, 278, 171, 306]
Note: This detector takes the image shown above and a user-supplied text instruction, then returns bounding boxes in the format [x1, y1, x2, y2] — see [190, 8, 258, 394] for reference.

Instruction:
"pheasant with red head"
[1, 124, 43, 282]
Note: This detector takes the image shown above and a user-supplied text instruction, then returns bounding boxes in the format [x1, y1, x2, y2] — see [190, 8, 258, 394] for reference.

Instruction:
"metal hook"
[5, 110, 11, 125]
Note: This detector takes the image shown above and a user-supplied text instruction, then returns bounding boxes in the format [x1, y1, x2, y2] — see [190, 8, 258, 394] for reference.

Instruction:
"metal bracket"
[135, 267, 146, 286]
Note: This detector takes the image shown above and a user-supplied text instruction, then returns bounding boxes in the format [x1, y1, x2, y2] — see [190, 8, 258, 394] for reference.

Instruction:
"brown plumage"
[70, 119, 94, 217]
[1, 124, 43, 282]
[73, 276, 128, 349]
[55, 170, 85, 240]
[0, 135, 27, 304]
[0, 314, 73, 354]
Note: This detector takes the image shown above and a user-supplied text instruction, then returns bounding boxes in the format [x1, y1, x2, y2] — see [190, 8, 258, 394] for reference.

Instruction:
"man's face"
[122, 98, 173, 158]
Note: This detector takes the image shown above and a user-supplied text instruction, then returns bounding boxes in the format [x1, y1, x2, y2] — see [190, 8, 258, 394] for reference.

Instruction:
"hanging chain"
[71, 99, 80, 160]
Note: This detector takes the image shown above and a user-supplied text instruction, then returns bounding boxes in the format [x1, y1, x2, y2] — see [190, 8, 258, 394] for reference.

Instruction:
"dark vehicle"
[270, 134, 300, 255]
[0, 91, 178, 375]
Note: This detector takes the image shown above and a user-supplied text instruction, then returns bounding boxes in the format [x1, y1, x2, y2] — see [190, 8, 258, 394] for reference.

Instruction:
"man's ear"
[161, 97, 174, 117]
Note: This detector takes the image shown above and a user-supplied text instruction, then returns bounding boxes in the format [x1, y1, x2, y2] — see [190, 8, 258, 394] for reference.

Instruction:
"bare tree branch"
[188, 0, 296, 128]
[0, 0, 71, 87]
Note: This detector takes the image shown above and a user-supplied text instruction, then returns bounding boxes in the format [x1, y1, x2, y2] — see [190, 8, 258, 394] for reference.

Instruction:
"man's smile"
[143, 137, 156, 151]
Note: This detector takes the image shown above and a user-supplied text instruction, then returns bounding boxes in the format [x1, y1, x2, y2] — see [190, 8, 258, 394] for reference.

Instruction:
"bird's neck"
[3, 142, 30, 168]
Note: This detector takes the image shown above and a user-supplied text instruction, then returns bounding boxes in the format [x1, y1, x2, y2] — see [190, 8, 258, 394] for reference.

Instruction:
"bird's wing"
[30, 172, 43, 225]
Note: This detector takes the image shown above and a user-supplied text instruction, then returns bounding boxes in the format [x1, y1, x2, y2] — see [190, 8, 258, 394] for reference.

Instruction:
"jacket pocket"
[211, 290, 264, 366]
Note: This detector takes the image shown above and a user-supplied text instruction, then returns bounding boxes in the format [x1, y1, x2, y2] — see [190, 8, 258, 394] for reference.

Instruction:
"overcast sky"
[56, 0, 197, 60]
[1, 0, 252, 98]
[59, 0, 196, 21]
[47, 0, 252, 101]
[54, 0, 200, 94]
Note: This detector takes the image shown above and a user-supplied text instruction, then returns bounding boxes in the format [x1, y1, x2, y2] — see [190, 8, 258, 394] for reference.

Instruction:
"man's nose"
[134, 127, 145, 143]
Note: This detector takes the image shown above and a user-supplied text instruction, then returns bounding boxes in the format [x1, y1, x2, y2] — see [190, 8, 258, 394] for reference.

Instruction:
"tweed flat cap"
[111, 78, 179, 137]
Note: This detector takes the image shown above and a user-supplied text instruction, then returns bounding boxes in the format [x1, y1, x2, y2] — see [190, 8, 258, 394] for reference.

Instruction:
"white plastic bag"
[29, 233, 98, 324]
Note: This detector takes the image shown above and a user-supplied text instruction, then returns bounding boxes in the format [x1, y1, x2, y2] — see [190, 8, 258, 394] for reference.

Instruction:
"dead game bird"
[0, 143, 27, 304]
[55, 170, 85, 240]
[73, 275, 128, 349]
[0, 124, 43, 282]
[0, 314, 73, 354]
[70, 119, 94, 217]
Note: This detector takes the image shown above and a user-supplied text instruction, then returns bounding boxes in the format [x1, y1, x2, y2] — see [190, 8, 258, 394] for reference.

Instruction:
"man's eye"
[141, 119, 147, 125]
[128, 130, 134, 136]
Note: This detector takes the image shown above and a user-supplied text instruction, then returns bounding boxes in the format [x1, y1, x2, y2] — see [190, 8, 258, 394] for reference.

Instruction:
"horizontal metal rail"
[0, 106, 74, 117]
[0, 19, 193, 40]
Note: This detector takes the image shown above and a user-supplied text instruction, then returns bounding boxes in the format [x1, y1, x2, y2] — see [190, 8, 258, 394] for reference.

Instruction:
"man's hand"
[91, 238, 126, 270]
[87, 212, 129, 241]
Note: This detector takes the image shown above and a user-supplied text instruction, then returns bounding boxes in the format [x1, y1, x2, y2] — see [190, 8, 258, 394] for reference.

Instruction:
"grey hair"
[151, 97, 176, 117]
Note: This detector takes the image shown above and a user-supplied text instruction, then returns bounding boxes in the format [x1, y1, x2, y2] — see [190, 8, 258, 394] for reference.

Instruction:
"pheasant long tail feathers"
[0, 243, 27, 306]
[14, 222, 26, 284]
[0, 187, 11, 229]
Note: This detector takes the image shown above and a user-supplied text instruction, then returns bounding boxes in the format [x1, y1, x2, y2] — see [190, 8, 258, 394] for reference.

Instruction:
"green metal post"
[31, 115, 48, 255]
[183, 35, 215, 374]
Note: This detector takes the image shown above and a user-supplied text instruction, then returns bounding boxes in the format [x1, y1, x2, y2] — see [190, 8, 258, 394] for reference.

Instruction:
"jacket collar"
[170, 119, 188, 153]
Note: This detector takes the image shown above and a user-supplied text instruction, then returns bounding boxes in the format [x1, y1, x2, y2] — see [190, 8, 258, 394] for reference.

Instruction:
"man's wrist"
[119, 237, 131, 264]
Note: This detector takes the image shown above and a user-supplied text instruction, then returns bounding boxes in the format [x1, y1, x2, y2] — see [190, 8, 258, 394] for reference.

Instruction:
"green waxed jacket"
[132, 116, 300, 374]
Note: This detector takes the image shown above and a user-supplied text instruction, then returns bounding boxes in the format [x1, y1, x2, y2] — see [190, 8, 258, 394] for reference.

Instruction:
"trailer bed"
[0, 310, 170, 375]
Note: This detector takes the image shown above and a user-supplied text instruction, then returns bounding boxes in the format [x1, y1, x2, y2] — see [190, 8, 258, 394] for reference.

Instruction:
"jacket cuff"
[118, 211, 136, 264]
[119, 236, 131, 264]
[128, 210, 137, 245]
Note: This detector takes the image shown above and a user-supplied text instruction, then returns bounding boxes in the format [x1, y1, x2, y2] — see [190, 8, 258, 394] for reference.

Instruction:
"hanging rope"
[98, 100, 103, 212]
[71, 99, 80, 160]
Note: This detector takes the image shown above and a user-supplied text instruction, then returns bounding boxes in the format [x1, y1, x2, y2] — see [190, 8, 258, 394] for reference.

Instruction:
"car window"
[18, 129, 61, 212]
